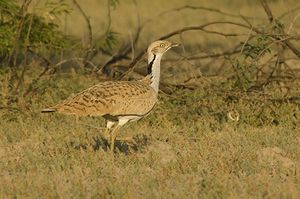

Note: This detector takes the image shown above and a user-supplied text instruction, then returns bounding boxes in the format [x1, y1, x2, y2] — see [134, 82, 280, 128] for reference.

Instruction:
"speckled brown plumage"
[46, 80, 157, 117]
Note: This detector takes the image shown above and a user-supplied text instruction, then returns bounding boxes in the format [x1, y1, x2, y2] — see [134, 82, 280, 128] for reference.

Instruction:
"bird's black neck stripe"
[147, 54, 156, 74]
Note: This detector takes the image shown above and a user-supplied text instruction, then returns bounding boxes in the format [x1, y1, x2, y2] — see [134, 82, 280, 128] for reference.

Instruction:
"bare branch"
[155, 5, 265, 21]
[259, 0, 300, 58]
[72, 0, 92, 49]
[279, 5, 300, 19]
[260, 0, 274, 22]
[174, 49, 241, 61]
[8, 0, 32, 67]
[72, 0, 95, 68]
[159, 21, 253, 40]
[23, 57, 96, 97]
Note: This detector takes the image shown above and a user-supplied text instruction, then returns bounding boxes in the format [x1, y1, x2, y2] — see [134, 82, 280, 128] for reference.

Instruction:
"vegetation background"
[0, 0, 300, 198]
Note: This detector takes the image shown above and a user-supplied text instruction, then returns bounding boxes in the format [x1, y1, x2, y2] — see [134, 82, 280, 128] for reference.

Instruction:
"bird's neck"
[147, 53, 162, 93]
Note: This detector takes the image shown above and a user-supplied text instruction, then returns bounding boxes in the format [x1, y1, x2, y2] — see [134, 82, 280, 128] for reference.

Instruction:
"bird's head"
[147, 40, 180, 56]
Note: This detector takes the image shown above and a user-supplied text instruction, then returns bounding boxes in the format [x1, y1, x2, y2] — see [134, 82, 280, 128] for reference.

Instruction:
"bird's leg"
[102, 120, 115, 139]
[110, 118, 132, 152]
[103, 128, 110, 139]
[110, 125, 120, 153]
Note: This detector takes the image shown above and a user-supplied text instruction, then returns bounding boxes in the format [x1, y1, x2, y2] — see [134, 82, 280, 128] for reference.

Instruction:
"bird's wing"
[51, 81, 157, 117]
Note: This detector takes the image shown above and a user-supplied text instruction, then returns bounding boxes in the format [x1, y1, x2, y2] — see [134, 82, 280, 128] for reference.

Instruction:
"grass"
[1, 0, 300, 198]
[1, 74, 300, 198]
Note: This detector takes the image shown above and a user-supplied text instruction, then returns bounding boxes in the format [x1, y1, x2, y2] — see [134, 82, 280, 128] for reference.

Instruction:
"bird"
[42, 40, 179, 152]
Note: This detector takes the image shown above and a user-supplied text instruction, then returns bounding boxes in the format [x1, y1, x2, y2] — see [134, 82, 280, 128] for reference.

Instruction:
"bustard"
[42, 40, 179, 152]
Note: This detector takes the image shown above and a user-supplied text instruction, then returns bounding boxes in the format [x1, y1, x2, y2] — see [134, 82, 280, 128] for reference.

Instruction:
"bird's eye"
[160, 43, 166, 48]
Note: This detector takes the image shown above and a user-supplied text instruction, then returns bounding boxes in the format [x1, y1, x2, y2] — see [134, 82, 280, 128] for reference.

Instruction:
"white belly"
[118, 115, 143, 126]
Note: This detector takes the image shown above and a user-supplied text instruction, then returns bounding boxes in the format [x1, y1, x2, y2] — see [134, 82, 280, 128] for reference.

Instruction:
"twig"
[96, 2, 143, 75]
[23, 57, 97, 97]
[72, 0, 92, 48]
[155, 5, 265, 21]
[278, 5, 300, 19]
[260, 0, 274, 22]
[15, 12, 35, 94]
[287, 13, 300, 34]
[7, 0, 32, 103]
[240, 27, 253, 54]
[176, 49, 241, 61]
[72, 0, 93, 66]
[159, 21, 253, 40]
[260, 0, 300, 58]
[8, 0, 32, 67]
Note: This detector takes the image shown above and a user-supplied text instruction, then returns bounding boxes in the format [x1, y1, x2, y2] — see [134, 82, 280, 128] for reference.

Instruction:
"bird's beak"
[171, 43, 181, 48]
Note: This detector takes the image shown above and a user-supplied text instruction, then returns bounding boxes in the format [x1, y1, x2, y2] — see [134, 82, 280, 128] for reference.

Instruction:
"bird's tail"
[41, 107, 57, 113]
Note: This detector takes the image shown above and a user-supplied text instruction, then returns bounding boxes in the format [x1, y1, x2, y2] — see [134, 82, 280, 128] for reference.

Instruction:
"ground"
[0, 74, 299, 198]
